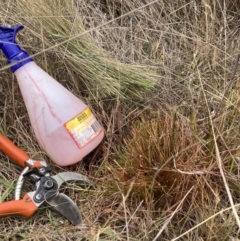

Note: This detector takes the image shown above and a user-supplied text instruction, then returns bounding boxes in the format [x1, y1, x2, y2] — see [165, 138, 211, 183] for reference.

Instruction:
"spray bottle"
[0, 24, 104, 166]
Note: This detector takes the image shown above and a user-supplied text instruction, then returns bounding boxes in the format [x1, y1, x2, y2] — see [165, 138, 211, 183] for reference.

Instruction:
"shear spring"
[15, 166, 29, 200]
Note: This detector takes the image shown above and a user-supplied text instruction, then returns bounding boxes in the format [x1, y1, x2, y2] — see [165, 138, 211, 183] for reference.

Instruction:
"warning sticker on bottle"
[64, 108, 102, 148]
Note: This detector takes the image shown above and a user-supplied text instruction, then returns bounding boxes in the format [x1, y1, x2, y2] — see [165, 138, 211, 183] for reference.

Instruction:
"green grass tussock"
[10, 0, 158, 101]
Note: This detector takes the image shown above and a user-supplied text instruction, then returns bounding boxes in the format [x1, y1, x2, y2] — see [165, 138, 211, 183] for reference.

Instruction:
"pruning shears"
[0, 132, 95, 225]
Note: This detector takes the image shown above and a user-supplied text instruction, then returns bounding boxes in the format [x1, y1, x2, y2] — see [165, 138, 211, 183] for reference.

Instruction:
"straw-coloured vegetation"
[1, 0, 240, 240]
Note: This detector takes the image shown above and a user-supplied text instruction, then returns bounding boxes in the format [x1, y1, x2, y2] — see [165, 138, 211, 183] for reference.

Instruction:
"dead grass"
[1, 0, 240, 240]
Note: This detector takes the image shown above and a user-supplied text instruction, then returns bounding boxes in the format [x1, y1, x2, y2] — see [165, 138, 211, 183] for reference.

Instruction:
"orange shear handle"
[0, 132, 29, 167]
[0, 193, 38, 218]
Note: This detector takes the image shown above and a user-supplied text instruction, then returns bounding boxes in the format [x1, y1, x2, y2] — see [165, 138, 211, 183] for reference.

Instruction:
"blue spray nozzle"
[0, 24, 33, 72]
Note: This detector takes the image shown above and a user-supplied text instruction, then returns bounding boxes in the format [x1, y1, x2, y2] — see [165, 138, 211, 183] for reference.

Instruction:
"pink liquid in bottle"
[14, 62, 104, 166]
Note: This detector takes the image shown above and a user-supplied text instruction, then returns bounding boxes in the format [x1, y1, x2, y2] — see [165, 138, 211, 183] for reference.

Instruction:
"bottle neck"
[1, 42, 33, 72]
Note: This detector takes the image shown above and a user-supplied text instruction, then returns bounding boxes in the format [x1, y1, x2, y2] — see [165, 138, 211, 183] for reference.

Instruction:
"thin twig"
[231, 53, 240, 82]
[171, 203, 240, 241]
[173, 157, 205, 175]
[121, 181, 135, 241]
[121, 200, 144, 234]
[215, 52, 240, 117]
[195, 54, 240, 230]
[153, 186, 194, 241]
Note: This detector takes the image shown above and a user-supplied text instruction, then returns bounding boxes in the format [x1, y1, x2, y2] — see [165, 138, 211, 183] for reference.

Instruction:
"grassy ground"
[1, 0, 240, 240]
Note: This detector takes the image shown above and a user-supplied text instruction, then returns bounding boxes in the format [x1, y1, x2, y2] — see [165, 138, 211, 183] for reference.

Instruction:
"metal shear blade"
[44, 172, 95, 225]
[47, 193, 82, 225]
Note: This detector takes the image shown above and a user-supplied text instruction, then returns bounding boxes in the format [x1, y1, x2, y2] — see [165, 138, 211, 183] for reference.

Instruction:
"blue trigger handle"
[0, 24, 33, 72]
[0, 25, 24, 45]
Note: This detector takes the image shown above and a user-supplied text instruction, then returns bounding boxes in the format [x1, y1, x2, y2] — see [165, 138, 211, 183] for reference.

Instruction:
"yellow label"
[65, 108, 101, 148]
[65, 108, 92, 130]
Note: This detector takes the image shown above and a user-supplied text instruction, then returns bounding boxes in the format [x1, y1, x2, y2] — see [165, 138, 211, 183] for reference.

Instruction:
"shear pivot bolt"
[43, 180, 54, 189]
[35, 194, 42, 200]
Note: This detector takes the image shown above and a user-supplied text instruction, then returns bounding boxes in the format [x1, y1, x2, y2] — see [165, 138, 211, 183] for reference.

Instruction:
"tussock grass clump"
[113, 113, 199, 203]
[113, 112, 213, 205]
[103, 112, 240, 239]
